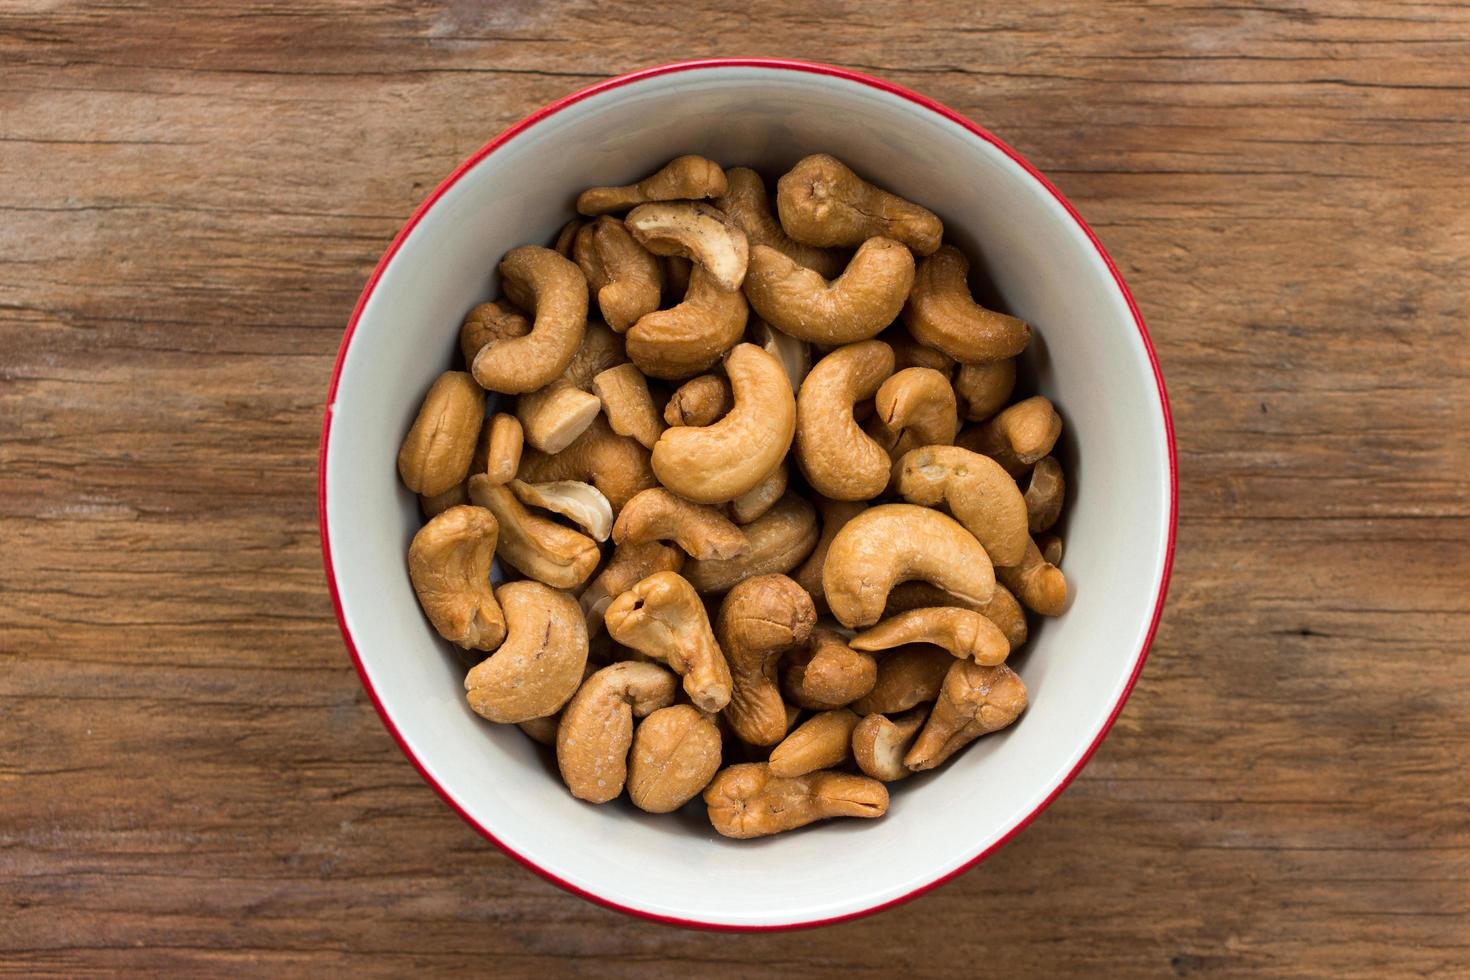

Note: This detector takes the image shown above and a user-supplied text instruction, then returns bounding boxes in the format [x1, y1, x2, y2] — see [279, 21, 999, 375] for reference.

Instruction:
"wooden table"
[4, 2, 1467, 975]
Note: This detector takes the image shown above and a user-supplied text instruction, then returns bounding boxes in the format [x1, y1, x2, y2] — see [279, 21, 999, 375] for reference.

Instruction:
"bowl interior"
[323, 64, 1172, 928]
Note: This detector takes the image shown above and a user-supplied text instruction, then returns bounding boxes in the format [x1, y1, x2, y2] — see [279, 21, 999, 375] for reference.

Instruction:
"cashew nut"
[603, 571, 733, 713]
[509, 479, 613, 542]
[851, 644, 954, 716]
[884, 580, 1029, 652]
[715, 574, 816, 745]
[767, 708, 861, 778]
[1038, 532, 1063, 566]
[578, 540, 684, 636]
[552, 218, 582, 258]
[852, 708, 928, 782]
[794, 340, 895, 500]
[625, 264, 749, 379]
[996, 536, 1069, 617]
[1025, 455, 1065, 533]
[591, 362, 664, 449]
[684, 494, 818, 594]
[407, 504, 505, 650]
[704, 763, 888, 838]
[459, 300, 530, 368]
[660, 255, 692, 303]
[893, 445, 1030, 567]
[573, 216, 663, 332]
[956, 396, 1063, 478]
[419, 482, 468, 519]
[955, 359, 1017, 421]
[662, 373, 732, 427]
[750, 318, 811, 392]
[627, 704, 723, 813]
[517, 415, 657, 514]
[823, 503, 995, 628]
[781, 628, 878, 711]
[902, 245, 1030, 363]
[556, 661, 678, 803]
[866, 366, 958, 462]
[397, 371, 485, 496]
[466, 477, 599, 590]
[905, 661, 1027, 771]
[714, 167, 847, 278]
[612, 487, 748, 561]
[576, 155, 728, 216]
[625, 201, 749, 293]
[743, 238, 914, 345]
[851, 607, 1011, 666]
[463, 580, 588, 724]
[776, 154, 942, 255]
[882, 325, 955, 375]
[515, 321, 625, 453]
[477, 412, 523, 485]
[472, 246, 588, 394]
[651, 343, 796, 504]
[727, 461, 787, 525]
[518, 713, 560, 746]
[792, 497, 866, 611]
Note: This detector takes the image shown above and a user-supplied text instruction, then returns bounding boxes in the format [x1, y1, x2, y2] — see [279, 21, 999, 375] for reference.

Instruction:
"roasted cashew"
[660, 255, 692, 303]
[957, 396, 1063, 478]
[407, 504, 505, 650]
[1038, 532, 1063, 566]
[397, 371, 485, 495]
[418, 482, 468, 519]
[781, 628, 878, 711]
[996, 536, 1069, 617]
[903, 245, 1030, 364]
[715, 574, 816, 745]
[851, 607, 1011, 666]
[459, 300, 529, 368]
[515, 321, 625, 453]
[852, 707, 928, 782]
[552, 218, 582, 258]
[704, 763, 888, 838]
[651, 343, 796, 504]
[1025, 455, 1065, 533]
[742, 238, 914, 345]
[625, 201, 749, 293]
[612, 487, 748, 561]
[603, 571, 733, 712]
[576, 155, 728, 216]
[625, 264, 749, 379]
[517, 415, 657, 514]
[893, 444, 1030, 567]
[882, 325, 954, 375]
[464, 580, 588, 723]
[467, 477, 600, 590]
[750, 318, 811, 392]
[573, 216, 663, 332]
[851, 645, 954, 715]
[714, 167, 847, 278]
[884, 581, 1029, 652]
[684, 494, 818, 594]
[476, 412, 523, 486]
[866, 366, 958, 462]
[792, 497, 866, 611]
[955, 359, 1017, 421]
[662, 373, 731, 427]
[509, 479, 613, 542]
[795, 340, 895, 500]
[627, 704, 723, 813]
[518, 713, 560, 746]
[591, 362, 664, 449]
[776, 154, 942, 255]
[905, 661, 1027, 771]
[578, 540, 684, 636]
[556, 661, 678, 803]
[767, 708, 861, 778]
[472, 246, 588, 394]
[724, 464, 783, 528]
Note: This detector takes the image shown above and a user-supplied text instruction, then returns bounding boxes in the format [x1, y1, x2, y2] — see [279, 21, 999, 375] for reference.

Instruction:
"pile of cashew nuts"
[397, 154, 1070, 838]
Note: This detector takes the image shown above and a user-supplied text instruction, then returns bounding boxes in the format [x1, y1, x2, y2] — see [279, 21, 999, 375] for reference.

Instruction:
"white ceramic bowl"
[319, 59, 1176, 930]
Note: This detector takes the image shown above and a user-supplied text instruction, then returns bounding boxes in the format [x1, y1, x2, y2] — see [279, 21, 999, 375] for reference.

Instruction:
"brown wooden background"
[3, 1, 1468, 976]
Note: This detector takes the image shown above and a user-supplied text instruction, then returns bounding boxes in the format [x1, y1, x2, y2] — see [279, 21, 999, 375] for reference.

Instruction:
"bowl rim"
[317, 57, 1178, 932]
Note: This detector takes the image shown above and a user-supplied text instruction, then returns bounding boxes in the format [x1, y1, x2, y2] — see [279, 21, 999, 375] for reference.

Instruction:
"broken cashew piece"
[781, 628, 878, 711]
[795, 340, 895, 501]
[704, 763, 888, 838]
[893, 445, 1030, 567]
[576, 155, 728, 216]
[419, 483, 468, 519]
[905, 661, 1027, 771]
[663, 373, 732, 427]
[750, 318, 811, 393]
[467, 477, 600, 590]
[1038, 532, 1064, 566]
[727, 462, 788, 525]
[478, 412, 524, 486]
[851, 607, 1011, 666]
[459, 300, 529, 368]
[556, 661, 678, 803]
[957, 395, 1063, 478]
[517, 416, 657, 514]
[603, 571, 733, 713]
[515, 321, 624, 453]
[552, 218, 582, 258]
[684, 494, 818, 594]
[612, 487, 749, 561]
[625, 201, 749, 293]
[903, 246, 1030, 363]
[591, 362, 664, 450]
[852, 708, 929, 782]
[743, 238, 914, 344]
[464, 580, 588, 723]
[792, 497, 866, 610]
[625, 264, 749, 379]
[714, 167, 847, 278]
[851, 644, 955, 716]
[996, 536, 1069, 617]
[574, 216, 662, 332]
[509, 479, 614, 542]
[955, 359, 1017, 421]
[767, 708, 862, 778]
[627, 704, 723, 813]
[1025, 455, 1065, 533]
[472, 246, 588, 394]
[716, 574, 816, 746]
[882, 325, 955, 375]
[578, 540, 684, 636]
[867, 366, 959, 462]
[776, 154, 942, 255]
[397, 371, 485, 496]
[408, 504, 505, 651]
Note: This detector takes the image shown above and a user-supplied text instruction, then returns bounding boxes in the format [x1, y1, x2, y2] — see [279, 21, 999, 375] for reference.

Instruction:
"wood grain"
[2, 1, 1468, 976]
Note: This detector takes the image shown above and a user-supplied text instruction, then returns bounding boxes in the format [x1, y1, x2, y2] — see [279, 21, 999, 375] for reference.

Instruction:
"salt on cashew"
[509, 479, 614, 542]
[464, 580, 588, 724]
[955, 359, 1017, 421]
[467, 477, 600, 590]
[477, 412, 524, 486]
[866, 366, 959, 461]
[750, 318, 811, 392]
[776, 154, 943, 256]
[715, 574, 816, 746]
[792, 497, 866, 610]
[397, 371, 485, 496]
[517, 415, 657, 514]
[1025, 455, 1065, 533]
[578, 540, 685, 636]
[902, 245, 1030, 363]
[905, 661, 1027, 771]
[419, 483, 468, 519]
[556, 661, 678, 803]
[704, 763, 888, 838]
[714, 167, 847, 278]
[662, 373, 732, 427]
[742, 238, 914, 344]
[515, 320, 624, 453]
[627, 704, 723, 813]
[781, 628, 878, 711]
[822, 503, 996, 628]
[684, 494, 818, 594]
[767, 708, 862, 778]
[893, 445, 1030, 567]
[851, 644, 955, 716]
[795, 340, 895, 500]
[573, 216, 663, 332]
[651, 343, 796, 504]
[996, 536, 1069, 617]
[882, 325, 955, 375]
[611, 487, 749, 561]
[603, 570, 733, 713]
[850, 607, 1011, 666]
[472, 246, 588, 395]
[727, 461, 787, 525]
[408, 504, 505, 650]
[591, 362, 664, 450]
[625, 264, 749, 379]
[883, 580, 1029, 652]
[459, 300, 530, 368]
[852, 708, 929, 782]
[576, 155, 728, 216]
[956, 395, 1063, 478]
[625, 201, 750, 293]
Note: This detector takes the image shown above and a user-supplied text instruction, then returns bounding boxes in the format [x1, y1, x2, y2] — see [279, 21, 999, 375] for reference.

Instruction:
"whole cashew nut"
[996, 536, 1069, 617]
[781, 628, 878, 711]
[882, 325, 955, 375]
[905, 661, 1027, 771]
[627, 704, 723, 813]
[776, 154, 943, 255]
[883, 580, 1029, 652]
[704, 763, 888, 838]
[893, 445, 1030, 567]
[1025, 455, 1066, 533]
[467, 477, 600, 590]
[902, 246, 1030, 363]
[956, 395, 1063, 478]
[684, 494, 818, 594]
[556, 661, 678, 803]
[517, 416, 657, 514]
[574, 216, 663, 332]
[714, 168, 847, 278]
[472, 246, 588, 395]
[591, 362, 664, 450]
[955, 359, 1017, 421]
[852, 707, 928, 782]
[742, 238, 915, 344]
[612, 487, 749, 560]
[767, 708, 862, 778]
[625, 264, 749, 380]
[625, 201, 749, 293]
[459, 300, 529, 368]
[715, 574, 816, 746]
[651, 343, 796, 504]
[866, 366, 959, 462]
[603, 571, 733, 712]
[662, 373, 732, 427]
[795, 340, 895, 500]
[851, 644, 955, 716]
[408, 504, 505, 650]
[397, 371, 485, 496]
[515, 321, 625, 453]
[576, 155, 728, 216]
[464, 580, 588, 723]
[823, 503, 995, 628]
[850, 607, 1011, 666]
[578, 540, 685, 636]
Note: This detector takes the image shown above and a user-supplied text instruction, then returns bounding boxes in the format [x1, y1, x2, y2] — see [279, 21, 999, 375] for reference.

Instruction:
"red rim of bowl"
[317, 57, 1178, 932]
